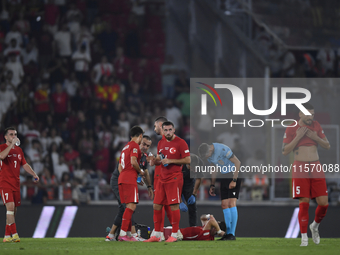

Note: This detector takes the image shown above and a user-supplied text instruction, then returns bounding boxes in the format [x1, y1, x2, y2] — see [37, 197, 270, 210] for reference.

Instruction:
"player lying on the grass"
[180, 214, 226, 241]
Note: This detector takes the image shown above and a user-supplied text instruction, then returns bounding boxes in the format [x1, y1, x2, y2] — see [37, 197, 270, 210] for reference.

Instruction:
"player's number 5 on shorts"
[296, 186, 300, 195]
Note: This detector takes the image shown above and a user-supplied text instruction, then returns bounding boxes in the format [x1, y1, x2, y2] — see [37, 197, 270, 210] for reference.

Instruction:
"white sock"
[171, 232, 177, 238]
[120, 230, 127, 236]
[311, 220, 320, 229]
[108, 233, 114, 238]
[150, 229, 155, 237]
[4, 235, 10, 238]
[154, 231, 162, 238]
[301, 233, 308, 240]
[132, 233, 137, 237]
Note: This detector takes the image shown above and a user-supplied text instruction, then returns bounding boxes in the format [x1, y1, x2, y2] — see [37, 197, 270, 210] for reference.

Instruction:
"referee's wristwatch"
[232, 178, 237, 182]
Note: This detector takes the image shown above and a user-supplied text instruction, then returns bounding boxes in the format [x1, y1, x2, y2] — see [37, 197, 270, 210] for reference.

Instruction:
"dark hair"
[198, 143, 210, 158]
[302, 102, 314, 110]
[218, 221, 226, 232]
[190, 154, 200, 166]
[143, 135, 152, 141]
[162, 121, 174, 128]
[130, 126, 144, 138]
[154, 116, 167, 123]
[4, 127, 16, 136]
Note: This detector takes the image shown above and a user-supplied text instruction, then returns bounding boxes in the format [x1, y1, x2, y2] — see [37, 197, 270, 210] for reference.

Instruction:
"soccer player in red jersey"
[117, 126, 145, 242]
[150, 116, 175, 240]
[180, 214, 225, 241]
[282, 103, 330, 246]
[145, 121, 190, 242]
[0, 127, 39, 243]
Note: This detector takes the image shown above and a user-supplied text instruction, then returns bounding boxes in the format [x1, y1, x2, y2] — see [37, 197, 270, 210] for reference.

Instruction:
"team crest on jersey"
[165, 147, 169, 150]
[169, 147, 177, 154]
[18, 154, 21, 160]
[133, 148, 138, 153]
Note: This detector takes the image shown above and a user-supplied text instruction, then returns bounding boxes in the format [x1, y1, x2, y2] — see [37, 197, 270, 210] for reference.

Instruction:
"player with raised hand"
[198, 142, 241, 241]
[282, 103, 330, 246]
[145, 121, 190, 242]
[117, 126, 145, 241]
[0, 127, 39, 243]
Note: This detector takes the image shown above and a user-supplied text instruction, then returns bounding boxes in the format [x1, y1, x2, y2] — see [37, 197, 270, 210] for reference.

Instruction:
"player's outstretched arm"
[23, 164, 39, 183]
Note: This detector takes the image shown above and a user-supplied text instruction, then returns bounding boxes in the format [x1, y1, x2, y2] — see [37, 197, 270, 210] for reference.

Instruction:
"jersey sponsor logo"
[284, 133, 287, 138]
[13, 154, 17, 157]
[133, 148, 138, 153]
[185, 150, 189, 153]
[169, 147, 177, 154]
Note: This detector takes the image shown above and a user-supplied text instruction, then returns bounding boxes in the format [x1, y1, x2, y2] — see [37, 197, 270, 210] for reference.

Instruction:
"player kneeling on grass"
[180, 214, 226, 241]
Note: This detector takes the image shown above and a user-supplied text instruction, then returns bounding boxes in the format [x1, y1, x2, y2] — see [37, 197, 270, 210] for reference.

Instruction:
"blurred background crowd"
[0, 0, 339, 205]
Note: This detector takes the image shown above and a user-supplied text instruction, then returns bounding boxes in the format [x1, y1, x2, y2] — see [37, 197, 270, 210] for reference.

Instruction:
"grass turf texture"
[1, 238, 339, 255]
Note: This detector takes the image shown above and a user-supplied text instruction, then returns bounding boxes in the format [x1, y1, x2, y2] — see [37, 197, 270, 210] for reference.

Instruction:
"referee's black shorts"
[220, 178, 242, 200]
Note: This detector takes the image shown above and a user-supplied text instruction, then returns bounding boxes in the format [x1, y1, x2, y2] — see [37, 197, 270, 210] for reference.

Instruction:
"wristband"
[147, 185, 152, 188]
[232, 178, 237, 182]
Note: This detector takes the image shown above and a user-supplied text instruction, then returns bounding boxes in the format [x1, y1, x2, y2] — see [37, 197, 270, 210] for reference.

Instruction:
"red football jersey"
[118, 141, 141, 184]
[283, 120, 326, 149]
[0, 144, 27, 191]
[157, 135, 190, 183]
[180, 226, 214, 241]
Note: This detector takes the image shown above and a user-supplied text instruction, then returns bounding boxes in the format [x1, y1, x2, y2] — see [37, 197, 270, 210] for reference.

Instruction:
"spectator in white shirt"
[3, 38, 22, 61]
[47, 128, 63, 149]
[0, 82, 17, 113]
[54, 155, 70, 182]
[25, 139, 44, 176]
[317, 42, 335, 74]
[72, 44, 91, 82]
[64, 72, 79, 97]
[54, 23, 72, 58]
[165, 99, 182, 131]
[91, 56, 114, 84]
[22, 41, 39, 65]
[5, 53, 24, 88]
[5, 24, 22, 47]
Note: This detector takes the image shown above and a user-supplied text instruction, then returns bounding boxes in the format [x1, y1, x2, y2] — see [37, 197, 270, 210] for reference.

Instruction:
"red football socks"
[5, 225, 11, 236]
[161, 207, 165, 232]
[164, 205, 172, 224]
[298, 202, 309, 233]
[314, 204, 328, 223]
[9, 223, 17, 235]
[154, 209, 162, 232]
[121, 208, 134, 232]
[171, 209, 180, 233]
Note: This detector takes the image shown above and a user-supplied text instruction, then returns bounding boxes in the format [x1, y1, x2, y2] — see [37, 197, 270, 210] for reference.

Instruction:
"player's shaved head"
[154, 116, 168, 135]
[154, 116, 167, 123]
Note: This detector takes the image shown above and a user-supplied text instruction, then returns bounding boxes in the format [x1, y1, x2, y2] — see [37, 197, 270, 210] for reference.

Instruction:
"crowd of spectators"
[0, 0, 192, 204]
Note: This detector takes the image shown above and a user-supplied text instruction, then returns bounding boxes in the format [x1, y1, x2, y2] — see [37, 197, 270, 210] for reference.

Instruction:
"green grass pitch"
[1, 238, 339, 255]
